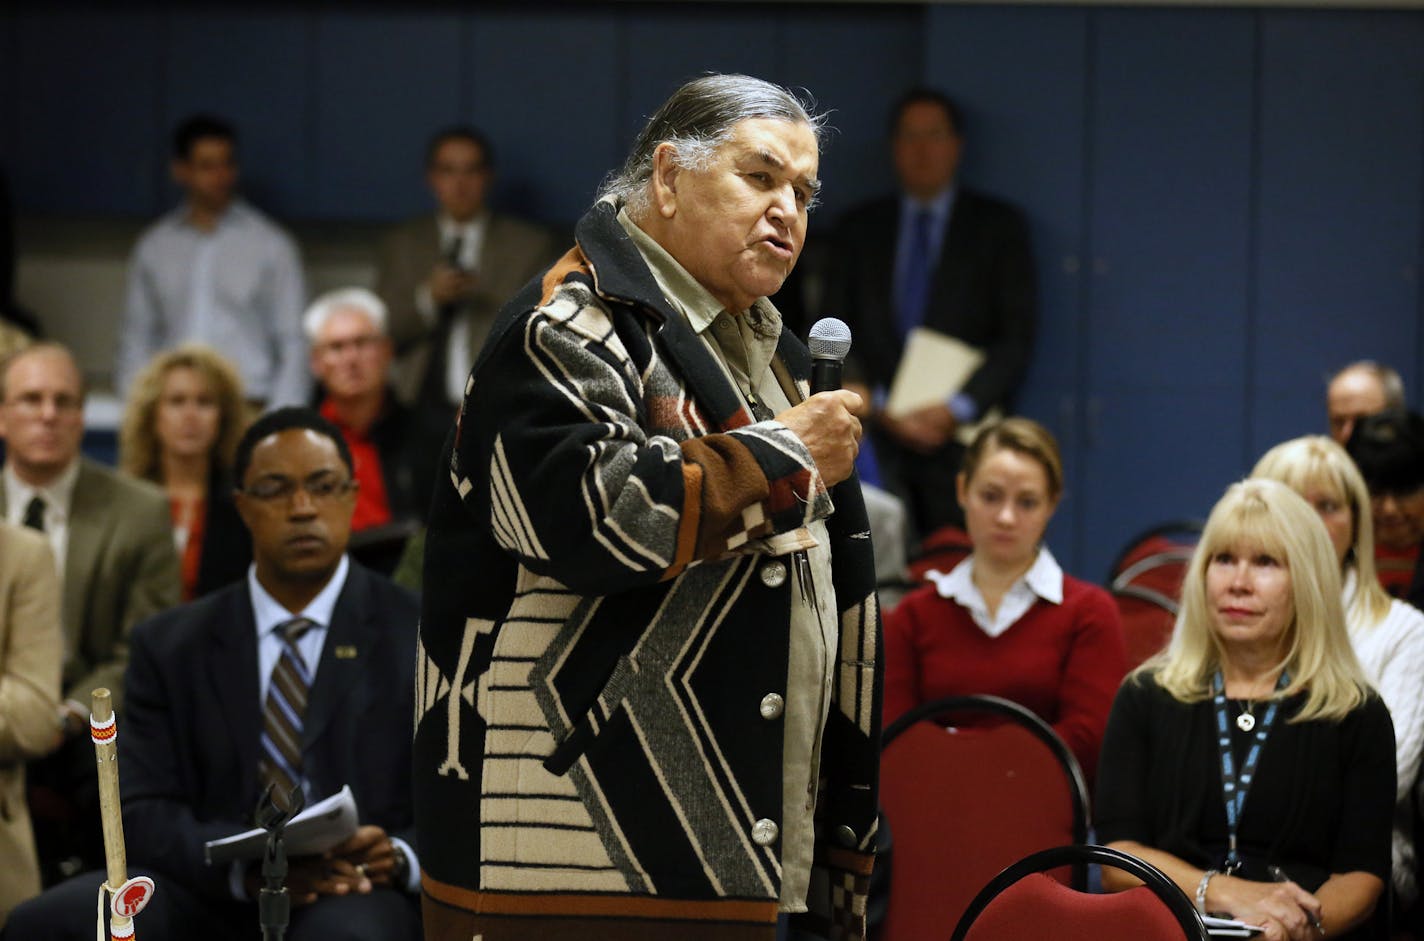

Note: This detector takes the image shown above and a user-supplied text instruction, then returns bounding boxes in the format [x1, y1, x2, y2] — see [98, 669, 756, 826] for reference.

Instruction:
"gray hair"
[1328, 360, 1406, 409]
[302, 287, 388, 341]
[598, 73, 827, 218]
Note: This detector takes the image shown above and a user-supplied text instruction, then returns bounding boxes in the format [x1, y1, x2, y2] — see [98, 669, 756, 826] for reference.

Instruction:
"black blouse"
[1095, 673, 1395, 936]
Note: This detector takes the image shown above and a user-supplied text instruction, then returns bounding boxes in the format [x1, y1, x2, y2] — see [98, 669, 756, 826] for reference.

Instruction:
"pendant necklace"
[1236, 700, 1256, 732]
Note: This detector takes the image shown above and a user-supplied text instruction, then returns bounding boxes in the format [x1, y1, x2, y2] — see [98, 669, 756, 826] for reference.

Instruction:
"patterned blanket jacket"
[413, 198, 883, 941]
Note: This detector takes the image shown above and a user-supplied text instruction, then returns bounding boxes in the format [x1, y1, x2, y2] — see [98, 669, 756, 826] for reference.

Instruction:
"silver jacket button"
[760, 560, 787, 588]
[752, 818, 780, 846]
[759, 693, 785, 720]
[835, 825, 857, 848]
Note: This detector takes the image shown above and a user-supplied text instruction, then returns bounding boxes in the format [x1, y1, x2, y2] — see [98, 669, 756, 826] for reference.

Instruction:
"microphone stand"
[256, 784, 305, 941]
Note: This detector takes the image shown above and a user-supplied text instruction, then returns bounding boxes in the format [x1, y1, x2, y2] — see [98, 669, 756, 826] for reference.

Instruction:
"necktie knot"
[277, 617, 315, 645]
[23, 495, 46, 532]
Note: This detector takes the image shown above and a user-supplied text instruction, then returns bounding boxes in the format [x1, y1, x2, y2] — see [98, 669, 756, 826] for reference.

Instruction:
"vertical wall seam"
[1074, 9, 1097, 570]
[1243, 9, 1264, 464]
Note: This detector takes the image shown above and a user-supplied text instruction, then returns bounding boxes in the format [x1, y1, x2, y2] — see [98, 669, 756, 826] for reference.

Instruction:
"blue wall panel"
[0, 13, 15, 167]
[309, 12, 464, 220]
[1251, 11, 1424, 452]
[1080, 9, 1256, 579]
[164, 10, 311, 219]
[466, 10, 622, 224]
[782, 6, 923, 224]
[620, 8, 779, 154]
[12, 9, 164, 215]
[923, 5, 1090, 568]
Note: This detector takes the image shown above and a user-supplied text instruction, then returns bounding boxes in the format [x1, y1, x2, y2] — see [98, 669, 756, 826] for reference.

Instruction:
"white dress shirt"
[924, 547, 1065, 638]
[414, 212, 490, 405]
[3, 459, 81, 581]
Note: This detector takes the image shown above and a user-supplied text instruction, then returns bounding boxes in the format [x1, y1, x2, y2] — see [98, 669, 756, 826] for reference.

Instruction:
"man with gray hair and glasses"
[413, 74, 881, 941]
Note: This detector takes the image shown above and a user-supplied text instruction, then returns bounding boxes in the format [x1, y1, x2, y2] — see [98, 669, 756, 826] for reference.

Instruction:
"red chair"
[1107, 521, 1203, 669]
[875, 696, 1088, 941]
[906, 525, 973, 582]
[952, 844, 1209, 941]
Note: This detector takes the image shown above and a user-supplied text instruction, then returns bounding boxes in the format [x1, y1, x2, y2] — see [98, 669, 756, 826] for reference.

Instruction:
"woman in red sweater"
[883, 417, 1126, 779]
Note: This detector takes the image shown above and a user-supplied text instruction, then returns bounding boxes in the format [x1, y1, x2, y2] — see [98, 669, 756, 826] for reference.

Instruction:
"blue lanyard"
[1211, 669, 1290, 872]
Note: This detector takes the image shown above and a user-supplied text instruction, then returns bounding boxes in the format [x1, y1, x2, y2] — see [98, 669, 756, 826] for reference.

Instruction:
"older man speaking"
[413, 75, 881, 941]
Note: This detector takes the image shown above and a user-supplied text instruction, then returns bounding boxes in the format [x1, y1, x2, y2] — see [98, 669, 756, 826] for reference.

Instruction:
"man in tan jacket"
[0, 342, 179, 880]
[0, 522, 62, 926]
[375, 127, 557, 461]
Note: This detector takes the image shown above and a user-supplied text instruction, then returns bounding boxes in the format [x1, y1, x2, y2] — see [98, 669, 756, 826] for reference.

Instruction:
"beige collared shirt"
[618, 209, 838, 912]
[3, 458, 80, 582]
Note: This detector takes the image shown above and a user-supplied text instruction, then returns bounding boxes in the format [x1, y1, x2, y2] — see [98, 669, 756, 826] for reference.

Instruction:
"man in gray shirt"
[117, 115, 308, 407]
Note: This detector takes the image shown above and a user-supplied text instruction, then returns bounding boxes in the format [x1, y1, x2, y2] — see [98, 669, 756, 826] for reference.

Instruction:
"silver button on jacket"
[759, 560, 787, 588]
[752, 818, 780, 846]
[759, 693, 785, 720]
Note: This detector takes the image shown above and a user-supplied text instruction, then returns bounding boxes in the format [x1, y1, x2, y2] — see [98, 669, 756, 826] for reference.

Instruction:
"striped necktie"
[259, 616, 316, 810]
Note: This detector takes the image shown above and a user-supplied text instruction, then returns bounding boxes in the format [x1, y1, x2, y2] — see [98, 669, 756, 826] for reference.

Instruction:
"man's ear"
[650, 143, 681, 219]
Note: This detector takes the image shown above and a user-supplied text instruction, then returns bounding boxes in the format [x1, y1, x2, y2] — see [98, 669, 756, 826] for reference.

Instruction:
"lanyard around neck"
[1211, 669, 1290, 872]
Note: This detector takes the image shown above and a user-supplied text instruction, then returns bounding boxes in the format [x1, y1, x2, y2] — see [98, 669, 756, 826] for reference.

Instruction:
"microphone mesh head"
[808, 317, 852, 360]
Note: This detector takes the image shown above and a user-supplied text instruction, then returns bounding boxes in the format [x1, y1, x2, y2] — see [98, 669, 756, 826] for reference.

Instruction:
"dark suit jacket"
[375, 212, 559, 405]
[0, 459, 180, 709]
[193, 465, 251, 599]
[118, 561, 420, 901]
[829, 188, 1037, 415]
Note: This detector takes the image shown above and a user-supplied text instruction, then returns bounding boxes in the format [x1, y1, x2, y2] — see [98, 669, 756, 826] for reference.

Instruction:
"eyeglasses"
[2, 391, 83, 415]
[240, 474, 355, 503]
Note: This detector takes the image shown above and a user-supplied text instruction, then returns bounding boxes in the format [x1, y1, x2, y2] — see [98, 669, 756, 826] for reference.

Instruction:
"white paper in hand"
[885, 327, 984, 419]
[203, 785, 359, 865]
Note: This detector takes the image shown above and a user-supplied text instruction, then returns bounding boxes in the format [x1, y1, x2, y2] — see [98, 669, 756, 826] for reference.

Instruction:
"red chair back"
[964, 876, 1186, 941]
[952, 844, 1207, 941]
[1108, 523, 1202, 670]
[877, 698, 1087, 941]
[907, 525, 973, 581]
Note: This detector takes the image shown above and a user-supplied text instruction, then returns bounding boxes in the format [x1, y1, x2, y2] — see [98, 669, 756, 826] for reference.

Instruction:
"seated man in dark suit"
[828, 88, 1036, 537]
[6, 407, 422, 941]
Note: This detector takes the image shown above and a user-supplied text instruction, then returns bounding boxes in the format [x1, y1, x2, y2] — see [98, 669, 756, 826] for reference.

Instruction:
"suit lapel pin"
[334, 645, 358, 660]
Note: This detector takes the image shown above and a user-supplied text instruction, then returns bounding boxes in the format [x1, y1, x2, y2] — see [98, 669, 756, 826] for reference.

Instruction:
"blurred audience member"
[306, 288, 433, 573]
[1254, 435, 1424, 911]
[117, 114, 308, 408]
[375, 126, 556, 454]
[1328, 361, 1404, 446]
[1096, 479, 1392, 941]
[0, 166, 40, 342]
[120, 344, 251, 601]
[863, 481, 911, 609]
[0, 342, 179, 881]
[5, 407, 422, 941]
[0, 523, 62, 928]
[828, 88, 1036, 536]
[1347, 410, 1424, 608]
[883, 417, 1125, 778]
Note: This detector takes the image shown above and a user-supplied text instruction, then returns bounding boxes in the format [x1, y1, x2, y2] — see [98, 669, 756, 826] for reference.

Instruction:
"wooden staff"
[91, 688, 134, 939]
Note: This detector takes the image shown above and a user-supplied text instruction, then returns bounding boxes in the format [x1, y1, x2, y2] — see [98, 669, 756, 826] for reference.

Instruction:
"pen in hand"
[1267, 865, 1324, 937]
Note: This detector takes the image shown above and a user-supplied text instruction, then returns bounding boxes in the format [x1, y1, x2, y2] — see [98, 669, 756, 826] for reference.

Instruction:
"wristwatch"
[391, 843, 411, 888]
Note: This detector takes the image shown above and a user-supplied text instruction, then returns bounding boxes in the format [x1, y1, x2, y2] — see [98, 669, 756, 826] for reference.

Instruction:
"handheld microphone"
[808, 317, 852, 395]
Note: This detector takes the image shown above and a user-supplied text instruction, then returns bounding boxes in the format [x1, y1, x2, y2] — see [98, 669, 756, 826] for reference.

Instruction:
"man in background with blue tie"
[828, 88, 1036, 536]
[5, 407, 422, 941]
